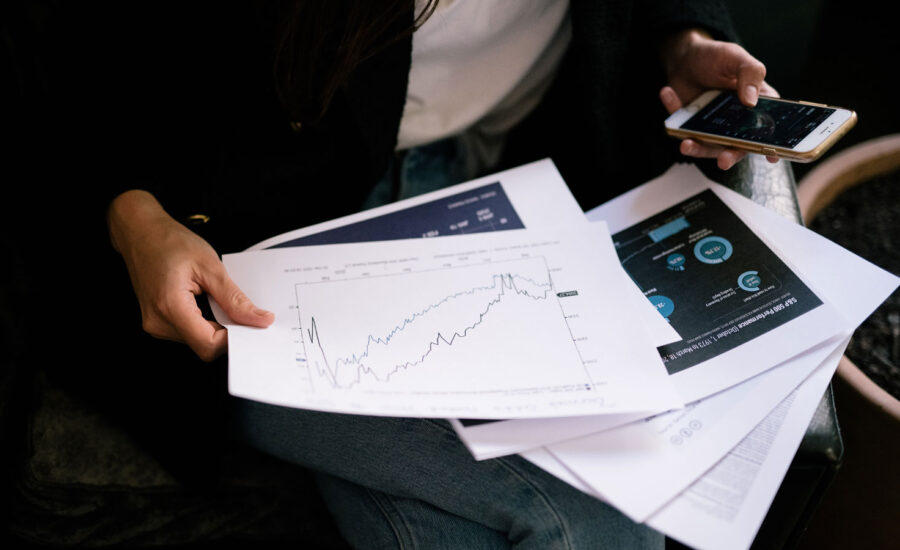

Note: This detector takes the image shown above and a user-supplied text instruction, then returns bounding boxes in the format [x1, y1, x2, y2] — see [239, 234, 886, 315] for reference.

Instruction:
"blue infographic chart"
[612, 189, 822, 375]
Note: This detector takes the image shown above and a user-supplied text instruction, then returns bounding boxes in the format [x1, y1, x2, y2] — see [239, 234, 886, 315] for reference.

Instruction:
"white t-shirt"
[397, 0, 572, 173]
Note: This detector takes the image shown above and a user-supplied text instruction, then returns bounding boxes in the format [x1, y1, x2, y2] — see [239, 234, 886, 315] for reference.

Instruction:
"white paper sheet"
[646, 339, 848, 550]
[542, 163, 897, 525]
[229, 159, 679, 348]
[588, 169, 848, 404]
[447, 258, 683, 460]
[223, 221, 681, 418]
[521, 338, 848, 550]
[245, 160, 583, 251]
[452, 162, 894, 461]
[544, 334, 845, 521]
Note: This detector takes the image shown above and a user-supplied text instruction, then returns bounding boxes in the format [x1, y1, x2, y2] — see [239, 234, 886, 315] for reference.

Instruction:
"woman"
[98, 1, 776, 547]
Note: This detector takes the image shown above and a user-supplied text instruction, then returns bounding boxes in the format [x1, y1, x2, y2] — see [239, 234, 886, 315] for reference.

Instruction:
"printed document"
[219, 160, 680, 418]
[523, 163, 897, 548]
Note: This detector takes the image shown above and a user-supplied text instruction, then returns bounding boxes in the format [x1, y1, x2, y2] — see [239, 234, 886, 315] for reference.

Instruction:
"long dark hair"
[273, 0, 437, 126]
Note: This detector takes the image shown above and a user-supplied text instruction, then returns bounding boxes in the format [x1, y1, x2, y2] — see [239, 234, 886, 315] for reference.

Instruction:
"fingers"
[680, 139, 719, 159]
[732, 48, 766, 107]
[681, 139, 781, 170]
[200, 261, 275, 328]
[168, 290, 227, 362]
[115, 201, 274, 361]
[659, 86, 683, 115]
[662, 33, 781, 171]
[716, 149, 748, 171]
[142, 285, 229, 362]
[760, 81, 780, 99]
[680, 139, 747, 170]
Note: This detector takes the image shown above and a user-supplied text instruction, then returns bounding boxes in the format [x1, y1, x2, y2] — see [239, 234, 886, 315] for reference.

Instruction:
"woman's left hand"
[659, 29, 780, 170]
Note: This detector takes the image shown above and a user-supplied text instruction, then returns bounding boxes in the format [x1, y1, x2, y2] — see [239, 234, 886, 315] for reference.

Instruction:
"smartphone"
[664, 90, 856, 162]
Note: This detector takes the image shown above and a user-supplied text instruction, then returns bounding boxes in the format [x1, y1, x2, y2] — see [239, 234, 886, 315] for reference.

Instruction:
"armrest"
[718, 157, 804, 224]
[695, 155, 843, 550]
[712, 155, 843, 465]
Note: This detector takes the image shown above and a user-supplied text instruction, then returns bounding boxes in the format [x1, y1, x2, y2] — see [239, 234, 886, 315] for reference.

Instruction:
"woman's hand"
[658, 29, 779, 170]
[108, 190, 274, 361]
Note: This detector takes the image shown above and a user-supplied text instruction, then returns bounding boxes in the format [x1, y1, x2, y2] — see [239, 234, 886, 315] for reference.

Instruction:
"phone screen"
[681, 92, 835, 148]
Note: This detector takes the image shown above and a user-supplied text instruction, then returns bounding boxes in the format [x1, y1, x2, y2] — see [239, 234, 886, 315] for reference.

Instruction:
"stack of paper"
[217, 160, 898, 550]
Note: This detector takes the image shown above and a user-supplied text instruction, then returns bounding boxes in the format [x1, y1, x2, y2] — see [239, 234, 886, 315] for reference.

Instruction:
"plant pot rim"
[837, 355, 900, 422]
[797, 133, 900, 423]
[797, 133, 900, 222]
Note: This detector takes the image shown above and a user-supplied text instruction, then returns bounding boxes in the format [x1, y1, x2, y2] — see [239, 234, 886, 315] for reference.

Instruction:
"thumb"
[202, 263, 274, 327]
[659, 86, 684, 115]
[733, 55, 766, 107]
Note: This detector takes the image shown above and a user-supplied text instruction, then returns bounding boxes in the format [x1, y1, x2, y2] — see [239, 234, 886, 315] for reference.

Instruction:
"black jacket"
[84, 0, 736, 253]
[9, 0, 736, 482]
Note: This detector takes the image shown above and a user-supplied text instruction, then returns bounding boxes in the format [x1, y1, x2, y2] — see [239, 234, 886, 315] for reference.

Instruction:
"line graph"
[293, 257, 589, 394]
[224, 222, 681, 419]
[302, 272, 554, 389]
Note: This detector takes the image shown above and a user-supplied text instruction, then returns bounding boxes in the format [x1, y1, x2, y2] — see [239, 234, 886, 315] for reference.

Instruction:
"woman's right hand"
[107, 190, 274, 361]
[659, 29, 779, 170]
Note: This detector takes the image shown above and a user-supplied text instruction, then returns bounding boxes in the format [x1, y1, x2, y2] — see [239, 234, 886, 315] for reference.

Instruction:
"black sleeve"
[635, 0, 738, 43]
[538, 0, 740, 207]
[73, 3, 412, 253]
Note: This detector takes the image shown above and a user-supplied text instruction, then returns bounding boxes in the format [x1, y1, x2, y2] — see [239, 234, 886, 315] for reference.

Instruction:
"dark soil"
[808, 170, 900, 400]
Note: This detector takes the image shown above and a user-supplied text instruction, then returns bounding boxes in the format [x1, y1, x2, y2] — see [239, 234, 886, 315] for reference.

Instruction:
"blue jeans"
[227, 139, 664, 549]
[361, 137, 476, 209]
[229, 404, 663, 550]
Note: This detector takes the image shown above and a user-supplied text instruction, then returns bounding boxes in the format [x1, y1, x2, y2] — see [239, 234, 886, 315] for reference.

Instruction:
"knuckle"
[721, 41, 745, 58]
[752, 60, 766, 78]
[141, 315, 166, 338]
[228, 288, 249, 306]
[203, 260, 229, 285]
[192, 339, 221, 363]
[195, 347, 218, 363]
[224, 287, 253, 314]
[741, 58, 766, 77]
[151, 296, 171, 318]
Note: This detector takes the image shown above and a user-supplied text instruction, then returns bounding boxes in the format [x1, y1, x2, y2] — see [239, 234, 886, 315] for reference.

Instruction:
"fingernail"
[253, 307, 273, 317]
[745, 85, 758, 106]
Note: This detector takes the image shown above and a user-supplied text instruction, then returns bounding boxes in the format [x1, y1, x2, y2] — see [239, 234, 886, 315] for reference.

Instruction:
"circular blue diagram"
[648, 295, 675, 318]
[694, 236, 733, 264]
[738, 270, 762, 291]
[666, 253, 686, 271]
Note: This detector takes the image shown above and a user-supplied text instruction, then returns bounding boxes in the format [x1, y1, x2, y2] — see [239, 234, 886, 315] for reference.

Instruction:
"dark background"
[2, 1, 898, 548]
[725, 2, 900, 549]
[725, 0, 900, 182]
